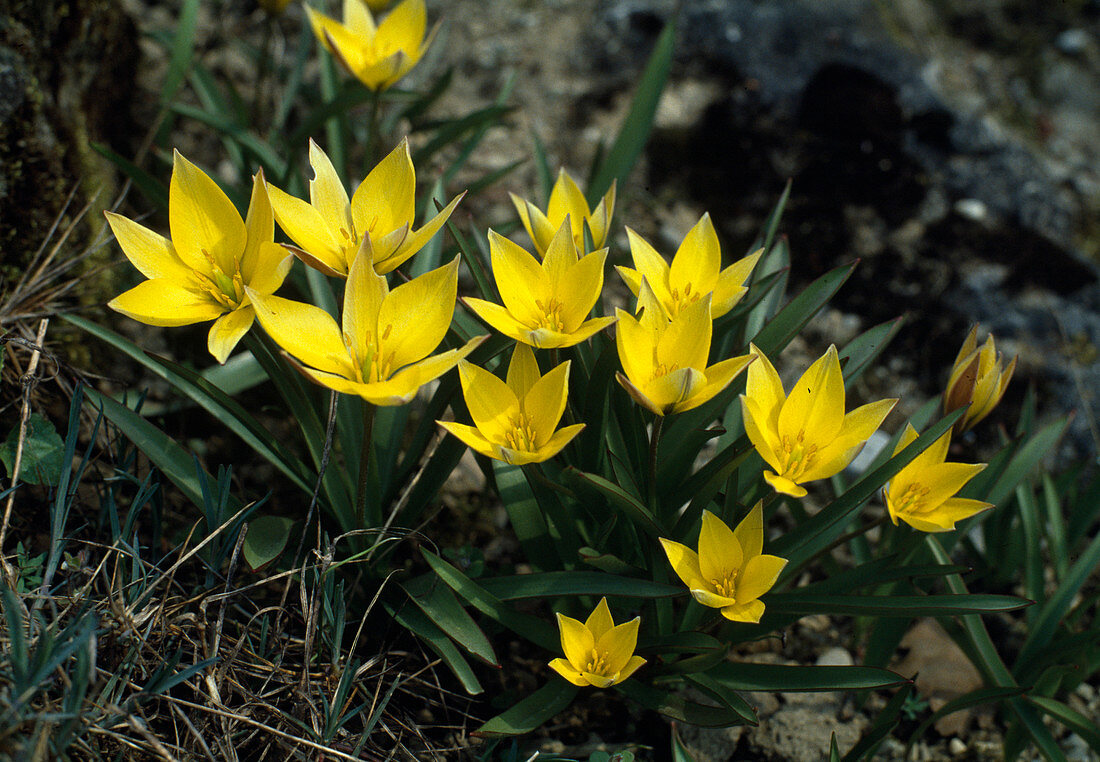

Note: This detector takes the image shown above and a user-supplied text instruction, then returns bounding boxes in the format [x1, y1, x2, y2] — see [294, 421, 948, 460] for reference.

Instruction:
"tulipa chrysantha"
[510, 169, 616, 256]
[438, 343, 584, 465]
[615, 279, 753, 416]
[741, 344, 896, 498]
[248, 253, 483, 405]
[307, 0, 434, 91]
[266, 138, 462, 277]
[660, 504, 787, 623]
[616, 213, 762, 320]
[884, 424, 991, 532]
[463, 222, 616, 349]
[944, 326, 1017, 433]
[107, 152, 292, 364]
[549, 598, 645, 688]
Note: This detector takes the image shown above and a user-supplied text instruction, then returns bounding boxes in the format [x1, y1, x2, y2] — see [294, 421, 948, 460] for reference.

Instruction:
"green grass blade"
[91, 142, 169, 211]
[587, 21, 675, 202]
[160, 0, 200, 106]
[474, 680, 579, 737]
[708, 662, 909, 692]
[388, 602, 483, 695]
[403, 575, 499, 667]
[766, 593, 1028, 617]
[1027, 696, 1100, 753]
[478, 571, 680, 601]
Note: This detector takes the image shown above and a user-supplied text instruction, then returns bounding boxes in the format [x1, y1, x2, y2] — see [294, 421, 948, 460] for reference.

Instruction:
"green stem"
[357, 402, 377, 528]
[252, 18, 275, 126]
[648, 415, 664, 511]
[365, 87, 382, 168]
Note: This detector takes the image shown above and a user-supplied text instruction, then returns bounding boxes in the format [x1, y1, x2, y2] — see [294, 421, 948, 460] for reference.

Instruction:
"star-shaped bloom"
[549, 598, 645, 688]
[107, 152, 292, 364]
[660, 504, 787, 623]
[510, 170, 616, 256]
[616, 213, 762, 320]
[615, 279, 753, 416]
[944, 326, 1017, 433]
[884, 424, 991, 532]
[438, 343, 585, 465]
[740, 344, 896, 498]
[307, 0, 434, 91]
[248, 253, 484, 406]
[266, 138, 462, 277]
[463, 222, 617, 349]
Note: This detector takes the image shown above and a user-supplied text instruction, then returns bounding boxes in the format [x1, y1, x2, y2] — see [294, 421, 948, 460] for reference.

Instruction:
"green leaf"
[707, 662, 909, 692]
[403, 575, 499, 667]
[423, 550, 556, 651]
[563, 468, 664, 539]
[683, 672, 758, 725]
[474, 679, 579, 737]
[842, 685, 913, 762]
[766, 593, 1029, 617]
[751, 261, 858, 357]
[587, 21, 675, 202]
[838, 317, 904, 390]
[161, 0, 200, 105]
[242, 515, 294, 571]
[388, 602, 483, 695]
[671, 724, 700, 762]
[91, 142, 169, 211]
[0, 413, 64, 486]
[478, 571, 681, 601]
[493, 461, 558, 572]
[904, 687, 1022, 753]
[615, 681, 754, 727]
[975, 418, 1068, 508]
[1027, 696, 1100, 753]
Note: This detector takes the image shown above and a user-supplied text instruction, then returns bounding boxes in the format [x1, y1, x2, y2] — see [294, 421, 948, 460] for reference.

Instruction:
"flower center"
[895, 481, 932, 514]
[503, 411, 538, 452]
[583, 648, 609, 676]
[355, 324, 395, 382]
[779, 430, 818, 480]
[533, 297, 567, 332]
[197, 248, 244, 308]
[710, 569, 739, 599]
[668, 282, 703, 316]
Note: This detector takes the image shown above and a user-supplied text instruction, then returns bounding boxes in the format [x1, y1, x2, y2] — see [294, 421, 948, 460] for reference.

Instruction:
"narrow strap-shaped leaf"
[843, 684, 913, 762]
[751, 261, 858, 357]
[563, 468, 664, 539]
[387, 602, 483, 695]
[587, 21, 675, 202]
[478, 571, 680, 601]
[766, 592, 1028, 616]
[493, 461, 558, 572]
[903, 687, 1023, 755]
[615, 680, 756, 728]
[531, 130, 554, 204]
[403, 575, 499, 667]
[1027, 696, 1100, 754]
[423, 550, 556, 651]
[708, 662, 909, 692]
[91, 143, 169, 211]
[683, 673, 758, 726]
[838, 317, 904, 390]
[474, 679, 578, 737]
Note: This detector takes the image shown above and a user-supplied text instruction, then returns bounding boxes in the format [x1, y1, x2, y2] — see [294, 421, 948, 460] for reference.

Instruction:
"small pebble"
[949, 738, 967, 756]
[1055, 29, 1090, 56]
[954, 198, 988, 222]
[816, 647, 854, 668]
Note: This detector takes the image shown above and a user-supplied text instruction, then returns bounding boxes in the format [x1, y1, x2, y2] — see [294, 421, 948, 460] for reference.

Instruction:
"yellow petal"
[657, 294, 711, 374]
[671, 352, 753, 415]
[506, 342, 541, 398]
[625, 228, 673, 312]
[736, 553, 786, 603]
[343, 250, 386, 365]
[169, 150, 246, 276]
[711, 248, 763, 318]
[615, 654, 646, 684]
[457, 360, 518, 443]
[437, 421, 504, 462]
[697, 510, 742, 587]
[644, 366, 706, 414]
[267, 182, 345, 275]
[763, 471, 808, 498]
[105, 212, 191, 282]
[800, 398, 896, 482]
[378, 257, 458, 370]
[615, 265, 644, 301]
[241, 170, 275, 282]
[488, 230, 546, 327]
[691, 588, 738, 609]
[614, 309, 655, 391]
[588, 180, 616, 251]
[558, 249, 607, 330]
[546, 170, 590, 248]
[109, 279, 223, 327]
[582, 672, 617, 689]
[659, 538, 705, 590]
[375, 0, 426, 58]
[732, 501, 765, 561]
[523, 360, 571, 443]
[745, 344, 785, 423]
[207, 306, 255, 364]
[375, 335, 485, 402]
[382, 192, 464, 274]
[778, 345, 844, 446]
[741, 395, 783, 472]
[250, 293, 355, 377]
[245, 242, 294, 296]
[585, 598, 615, 641]
[463, 298, 535, 345]
[915, 462, 987, 509]
[907, 427, 952, 474]
[557, 612, 594, 670]
[541, 221, 580, 295]
[532, 424, 585, 462]
[342, 0, 375, 36]
[548, 657, 589, 687]
[596, 616, 640, 676]
[351, 139, 415, 243]
[367, 223, 411, 272]
[308, 139, 353, 238]
[668, 213, 720, 301]
[720, 599, 765, 623]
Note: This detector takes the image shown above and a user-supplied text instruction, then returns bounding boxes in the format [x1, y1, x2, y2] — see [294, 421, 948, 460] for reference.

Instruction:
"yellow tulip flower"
[884, 424, 991, 532]
[549, 598, 645, 688]
[438, 344, 585, 465]
[248, 254, 484, 405]
[266, 139, 461, 278]
[463, 222, 617, 349]
[660, 504, 787, 623]
[616, 213, 762, 320]
[614, 279, 753, 416]
[107, 152, 292, 364]
[510, 170, 616, 256]
[307, 0, 433, 91]
[740, 344, 896, 498]
[944, 326, 1017, 433]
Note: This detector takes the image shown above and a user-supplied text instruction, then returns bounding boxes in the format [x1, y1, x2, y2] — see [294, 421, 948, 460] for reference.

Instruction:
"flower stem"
[365, 87, 382, 168]
[648, 415, 664, 510]
[357, 402, 377, 528]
